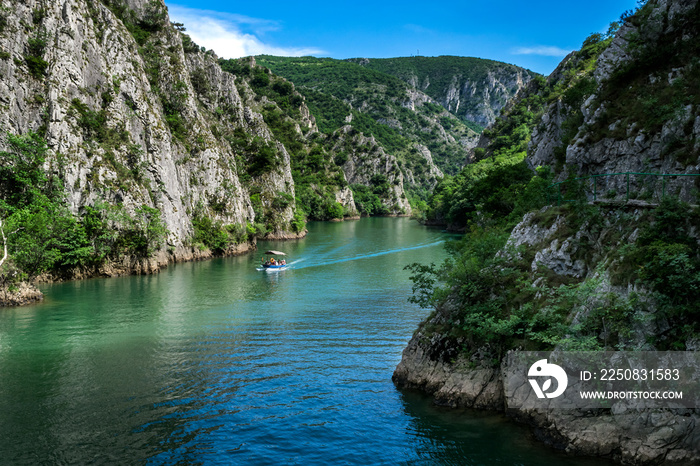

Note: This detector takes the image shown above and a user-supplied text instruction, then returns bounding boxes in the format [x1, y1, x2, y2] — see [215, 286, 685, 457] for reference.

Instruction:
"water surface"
[0, 218, 608, 465]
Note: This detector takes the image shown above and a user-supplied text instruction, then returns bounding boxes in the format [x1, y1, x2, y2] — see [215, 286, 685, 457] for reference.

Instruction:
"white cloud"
[168, 5, 325, 58]
[512, 45, 572, 57]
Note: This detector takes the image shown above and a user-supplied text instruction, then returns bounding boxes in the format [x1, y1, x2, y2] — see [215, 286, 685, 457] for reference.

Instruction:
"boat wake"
[289, 240, 444, 270]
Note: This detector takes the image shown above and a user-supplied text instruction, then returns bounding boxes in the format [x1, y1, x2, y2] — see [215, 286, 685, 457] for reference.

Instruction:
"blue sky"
[166, 0, 641, 75]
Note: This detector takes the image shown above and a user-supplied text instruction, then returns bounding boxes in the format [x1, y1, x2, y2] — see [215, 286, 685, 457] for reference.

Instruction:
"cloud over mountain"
[168, 5, 324, 58]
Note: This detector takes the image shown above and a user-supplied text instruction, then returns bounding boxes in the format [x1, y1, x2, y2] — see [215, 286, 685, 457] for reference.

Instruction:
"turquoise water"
[0, 218, 607, 465]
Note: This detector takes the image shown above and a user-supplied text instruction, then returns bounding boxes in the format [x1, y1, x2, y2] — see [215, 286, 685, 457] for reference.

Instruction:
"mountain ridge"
[254, 55, 478, 179]
[255, 55, 536, 177]
[348, 55, 539, 128]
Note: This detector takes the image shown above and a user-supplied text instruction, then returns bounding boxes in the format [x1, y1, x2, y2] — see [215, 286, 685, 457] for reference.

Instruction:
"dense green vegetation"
[351, 55, 516, 98]
[0, 132, 168, 284]
[190, 211, 253, 254]
[219, 58, 348, 222]
[423, 76, 550, 230]
[256, 56, 410, 116]
[613, 198, 700, 348]
[351, 56, 537, 127]
[421, 26, 619, 230]
[407, 1, 698, 359]
[255, 55, 475, 177]
[350, 174, 395, 216]
[409, 198, 700, 360]
[25, 30, 48, 79]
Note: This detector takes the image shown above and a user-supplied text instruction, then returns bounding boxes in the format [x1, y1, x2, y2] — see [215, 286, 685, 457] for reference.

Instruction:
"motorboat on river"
[261, 250, 287, 270]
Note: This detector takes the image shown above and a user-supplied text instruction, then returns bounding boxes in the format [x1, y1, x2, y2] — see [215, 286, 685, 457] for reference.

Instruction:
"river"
[0, 218, 608, 465]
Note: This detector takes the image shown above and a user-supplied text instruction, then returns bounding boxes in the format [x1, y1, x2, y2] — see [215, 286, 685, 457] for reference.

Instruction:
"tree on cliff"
[0, 132, 168, 280]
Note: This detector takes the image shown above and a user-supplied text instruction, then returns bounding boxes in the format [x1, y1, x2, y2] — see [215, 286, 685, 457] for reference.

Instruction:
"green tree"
[0, 131, 59, 211]
[128, 205, 168, 257]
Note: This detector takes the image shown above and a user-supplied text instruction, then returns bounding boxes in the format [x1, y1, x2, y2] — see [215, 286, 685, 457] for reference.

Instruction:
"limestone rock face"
[510, 402, 700, 464]
[392, 297, 504, 409]
[401, 86, 432, 111]
[528, 0, 700, 201]
[448, 68, 532, 128]
[0, 0, 299, 255]
[0, 281, 43, 307]
[334, 186, 359, 218]
[392, 335, 504, 410]
[333, 125, 412, 215]
[412, 144, 444, 181]
[355, 57, 536, 128]
[507, 211, 588, 278]
[528, 99, 568, 170]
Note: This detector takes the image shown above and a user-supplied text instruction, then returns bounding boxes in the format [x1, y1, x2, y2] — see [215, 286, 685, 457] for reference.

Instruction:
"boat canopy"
[264, 250, 286, 256]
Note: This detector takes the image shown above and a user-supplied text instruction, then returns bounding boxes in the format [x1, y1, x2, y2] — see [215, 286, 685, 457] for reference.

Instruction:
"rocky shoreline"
[263, 230, 309, 240]
[0, 281, 44, 307]
[393, 326, 700, 465]
[1, 229, 308, 307]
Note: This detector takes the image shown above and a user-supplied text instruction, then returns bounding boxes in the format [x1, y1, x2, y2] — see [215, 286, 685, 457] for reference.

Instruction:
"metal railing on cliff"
[547, 172, 700, 206]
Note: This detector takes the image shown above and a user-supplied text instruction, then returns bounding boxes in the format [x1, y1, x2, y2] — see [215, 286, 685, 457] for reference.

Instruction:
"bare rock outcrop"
[0, 281, 43, 306]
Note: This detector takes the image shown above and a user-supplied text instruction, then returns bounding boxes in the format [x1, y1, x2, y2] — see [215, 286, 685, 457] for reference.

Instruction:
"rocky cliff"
[352, 56, 538, 129]
[394, 327, 700, 464]
[329, 125, 412, 215]
[395, 0, 700, 463]
[396, 203, 700, 464]
[0, 0, 297, 251]
[529, 0, 700, 200]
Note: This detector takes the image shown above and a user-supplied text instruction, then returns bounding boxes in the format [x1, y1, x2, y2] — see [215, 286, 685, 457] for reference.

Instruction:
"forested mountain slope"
[256, 55, 476, 178]
[350, 56, 537, 129]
